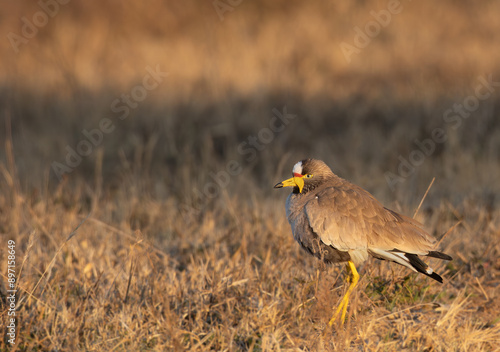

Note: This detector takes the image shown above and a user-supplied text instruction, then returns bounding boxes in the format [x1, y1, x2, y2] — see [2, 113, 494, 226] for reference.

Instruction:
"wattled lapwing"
[274, 159, 452, 326]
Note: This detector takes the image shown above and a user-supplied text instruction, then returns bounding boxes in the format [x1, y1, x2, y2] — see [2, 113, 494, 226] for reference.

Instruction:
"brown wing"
[304, 181, 437, 255]
[369, 207, 437, 255]
[304, 183, 378, 251]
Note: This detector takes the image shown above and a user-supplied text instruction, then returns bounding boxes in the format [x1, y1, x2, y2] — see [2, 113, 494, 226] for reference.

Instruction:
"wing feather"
[304, 180, 438, 256]
[305, 184, 373, 251]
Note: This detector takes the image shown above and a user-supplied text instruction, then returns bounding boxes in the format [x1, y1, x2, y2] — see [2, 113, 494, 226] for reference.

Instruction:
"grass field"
[1, 1, 500, 351]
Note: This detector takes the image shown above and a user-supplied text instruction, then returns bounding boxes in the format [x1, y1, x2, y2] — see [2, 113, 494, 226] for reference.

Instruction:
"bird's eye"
[305, 174, 313, 178]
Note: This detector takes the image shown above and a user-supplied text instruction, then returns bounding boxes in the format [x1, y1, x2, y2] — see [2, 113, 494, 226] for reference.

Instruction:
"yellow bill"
[273, 176, 304, 193]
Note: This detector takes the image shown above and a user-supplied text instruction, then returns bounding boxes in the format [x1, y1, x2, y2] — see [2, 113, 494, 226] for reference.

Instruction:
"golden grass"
[1, 1, 500, 351]
[2, 149, 500, 351]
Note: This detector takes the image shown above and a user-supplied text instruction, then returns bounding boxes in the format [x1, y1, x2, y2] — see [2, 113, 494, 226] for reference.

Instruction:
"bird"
[274, 158, 452, 326]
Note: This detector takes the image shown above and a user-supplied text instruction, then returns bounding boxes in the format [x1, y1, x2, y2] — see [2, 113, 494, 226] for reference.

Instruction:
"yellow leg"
[328, 260, 360, 326]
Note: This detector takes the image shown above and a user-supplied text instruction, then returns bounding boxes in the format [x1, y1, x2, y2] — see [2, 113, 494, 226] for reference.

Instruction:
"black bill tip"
[274, 182, 283, 189]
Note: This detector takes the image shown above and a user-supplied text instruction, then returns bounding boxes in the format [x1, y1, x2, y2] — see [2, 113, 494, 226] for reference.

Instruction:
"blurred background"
[2, 1, 500, 350]
[2, 0, 500, 206]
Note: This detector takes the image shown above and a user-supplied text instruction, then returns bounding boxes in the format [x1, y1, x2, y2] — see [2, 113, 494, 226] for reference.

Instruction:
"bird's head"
[274, 159, 334, 194]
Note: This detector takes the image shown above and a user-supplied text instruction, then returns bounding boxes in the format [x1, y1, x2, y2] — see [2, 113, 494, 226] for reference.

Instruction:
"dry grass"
[1, 1, 500, 351]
